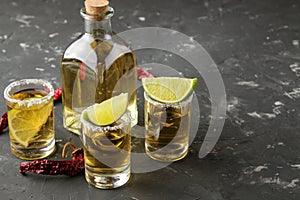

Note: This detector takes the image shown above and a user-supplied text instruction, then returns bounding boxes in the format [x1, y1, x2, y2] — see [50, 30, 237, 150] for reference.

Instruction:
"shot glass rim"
[143, 91, 194, 106]
[3, 79, 54, 106]
[80, 107, 131, 132]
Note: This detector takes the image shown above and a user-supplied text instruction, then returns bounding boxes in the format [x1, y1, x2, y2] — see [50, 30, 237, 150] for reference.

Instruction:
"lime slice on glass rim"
[86, 93, 128, 126]
[142, 77, 198, 103]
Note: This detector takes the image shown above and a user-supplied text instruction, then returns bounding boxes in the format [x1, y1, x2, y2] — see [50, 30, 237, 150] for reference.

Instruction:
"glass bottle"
[60, 6, 137, 135]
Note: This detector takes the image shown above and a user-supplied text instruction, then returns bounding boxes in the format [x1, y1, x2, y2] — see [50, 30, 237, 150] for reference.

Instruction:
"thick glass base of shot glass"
[145, 142, 189, 162]
[10, 138, 55, 160]
[63, 120, 82, 135]
[85, 164, 130, 189]
[62, 107, 82, 135]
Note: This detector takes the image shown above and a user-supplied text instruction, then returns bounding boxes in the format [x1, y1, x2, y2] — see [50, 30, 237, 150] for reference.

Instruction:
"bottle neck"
[80, 7, 113, 37]
[84, 18, 112, 35]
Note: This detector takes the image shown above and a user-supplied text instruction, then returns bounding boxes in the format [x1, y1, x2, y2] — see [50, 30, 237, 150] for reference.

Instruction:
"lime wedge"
[86, 93, 128, 126]
[142, 77, 197, 103]
[8, 101, 53, 147]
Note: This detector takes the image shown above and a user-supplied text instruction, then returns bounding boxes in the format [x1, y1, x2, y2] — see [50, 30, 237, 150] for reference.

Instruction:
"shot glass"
[81, 109, 131, 189]
[4, 79, 55, 160]
[144, 92, 193, 162]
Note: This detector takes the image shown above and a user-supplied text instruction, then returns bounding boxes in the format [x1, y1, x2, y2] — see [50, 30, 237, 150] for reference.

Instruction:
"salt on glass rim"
[80, 107, 131, 133]
[3, 79, 54, 107]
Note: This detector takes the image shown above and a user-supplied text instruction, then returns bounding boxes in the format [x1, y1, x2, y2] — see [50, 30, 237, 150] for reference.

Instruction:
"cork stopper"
[85, 0, 109, 15]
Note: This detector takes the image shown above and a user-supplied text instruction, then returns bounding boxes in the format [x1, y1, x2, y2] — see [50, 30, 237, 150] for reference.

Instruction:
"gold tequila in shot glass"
[144, 92, 193, 162]
[4, 79, 55, 160]
[81, 94, 131, 189]
[142, 77, 197, 162]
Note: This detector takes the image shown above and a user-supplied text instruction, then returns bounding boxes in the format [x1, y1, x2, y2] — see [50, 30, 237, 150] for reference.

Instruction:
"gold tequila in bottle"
[61, 0, 137, 135]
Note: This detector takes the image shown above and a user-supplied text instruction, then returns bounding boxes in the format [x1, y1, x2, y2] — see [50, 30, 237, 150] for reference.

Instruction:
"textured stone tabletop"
[0, 0, 300, 199]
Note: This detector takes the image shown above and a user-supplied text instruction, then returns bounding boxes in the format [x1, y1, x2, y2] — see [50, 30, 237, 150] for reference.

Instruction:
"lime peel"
[86, 93, 128, 126]
[142, 77, 197, 103]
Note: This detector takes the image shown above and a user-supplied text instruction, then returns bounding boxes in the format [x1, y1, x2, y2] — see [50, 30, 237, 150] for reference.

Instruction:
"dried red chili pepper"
[137, 67, 155, 79]
[0, 112, 8, 133]
[19, 142, 84, 176]
[80, 62, 86, 81]
[53, 87, 62, 101]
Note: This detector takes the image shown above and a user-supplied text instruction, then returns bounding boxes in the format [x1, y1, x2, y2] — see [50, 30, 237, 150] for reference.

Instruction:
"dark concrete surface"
[0, 0, 300, 199]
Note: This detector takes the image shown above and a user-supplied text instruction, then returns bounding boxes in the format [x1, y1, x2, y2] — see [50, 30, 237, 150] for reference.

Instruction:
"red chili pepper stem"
[62, 142, 79, 158]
